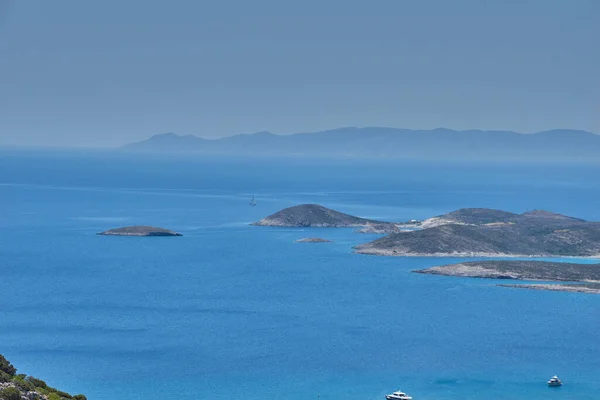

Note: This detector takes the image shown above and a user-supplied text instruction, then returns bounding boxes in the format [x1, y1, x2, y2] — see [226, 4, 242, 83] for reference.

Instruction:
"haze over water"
[2, 151, 600, 400]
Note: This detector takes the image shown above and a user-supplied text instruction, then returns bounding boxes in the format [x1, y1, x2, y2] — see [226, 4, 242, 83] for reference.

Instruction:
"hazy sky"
[0, 0, 598, 147]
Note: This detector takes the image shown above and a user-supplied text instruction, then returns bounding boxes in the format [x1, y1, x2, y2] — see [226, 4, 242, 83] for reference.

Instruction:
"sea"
[1, 150, 600, 400]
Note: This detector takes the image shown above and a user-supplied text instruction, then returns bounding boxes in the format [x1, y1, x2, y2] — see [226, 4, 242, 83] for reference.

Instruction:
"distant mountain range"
[121, 127, 600, 161]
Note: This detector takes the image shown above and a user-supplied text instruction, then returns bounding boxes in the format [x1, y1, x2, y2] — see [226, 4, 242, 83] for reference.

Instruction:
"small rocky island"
[252, 204, 397, 230]
[98, 226, 182, 236]
[414, 260, 600, 294]
[295, 237, 332, 243]
[354, 208, 600, 257]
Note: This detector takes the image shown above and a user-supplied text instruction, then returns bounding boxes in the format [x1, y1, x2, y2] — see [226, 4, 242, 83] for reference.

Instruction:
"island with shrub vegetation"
[252, 204, 398, 232]
[0, 354, 86, 400]
[354, 208, 600, 257]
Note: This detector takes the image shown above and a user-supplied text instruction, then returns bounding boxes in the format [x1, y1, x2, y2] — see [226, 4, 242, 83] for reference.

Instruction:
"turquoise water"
[1, 151, 600, 400]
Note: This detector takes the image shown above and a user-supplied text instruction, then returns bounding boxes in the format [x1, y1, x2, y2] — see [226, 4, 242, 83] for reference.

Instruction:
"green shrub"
[73, 395, 87, 400]
[26, 376, 48, 389]
[47, 393, 62, 400]
[0, 355, 16, 376]
[54, 390, 72, 398]
[12, 374, 34, 392]
[0, 371, 12, 383]
[0, 387, 21, 400]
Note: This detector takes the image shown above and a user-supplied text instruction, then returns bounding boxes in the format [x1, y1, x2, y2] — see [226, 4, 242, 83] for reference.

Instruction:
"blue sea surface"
[1, 151, 600, 400]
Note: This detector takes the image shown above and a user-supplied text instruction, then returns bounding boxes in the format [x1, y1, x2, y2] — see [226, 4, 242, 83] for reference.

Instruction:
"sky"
[0, 0, 598, 147]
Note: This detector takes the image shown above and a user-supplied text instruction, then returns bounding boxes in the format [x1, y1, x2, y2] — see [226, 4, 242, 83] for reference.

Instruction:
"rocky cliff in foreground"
[0, 354, 86, 400]
[252, 204, 396, 229]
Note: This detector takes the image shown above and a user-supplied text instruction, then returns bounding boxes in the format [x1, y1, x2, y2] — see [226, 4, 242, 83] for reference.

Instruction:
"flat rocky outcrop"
[499, 282, 600, 294]
[295, 237, 332, 243]
[98, 226, 182, 236]
[252, 204, 396, 228]
[414, 260, 600, 295]
[414, 260, 600, 281]
[354, 208, 600, 257]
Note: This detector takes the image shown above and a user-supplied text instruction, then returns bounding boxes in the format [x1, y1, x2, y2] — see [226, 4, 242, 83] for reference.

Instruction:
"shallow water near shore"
[1, 151, 600, 400]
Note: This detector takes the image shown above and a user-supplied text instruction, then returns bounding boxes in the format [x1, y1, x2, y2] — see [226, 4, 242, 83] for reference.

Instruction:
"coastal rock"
[98, 226, 182, 237]
[252, 204, 395, 228]
[295, 237, 332, 243]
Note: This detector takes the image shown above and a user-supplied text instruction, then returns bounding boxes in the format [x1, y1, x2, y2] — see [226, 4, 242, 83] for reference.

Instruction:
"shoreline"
[353, 249, 600, 259]
[499, 283, 600, 294]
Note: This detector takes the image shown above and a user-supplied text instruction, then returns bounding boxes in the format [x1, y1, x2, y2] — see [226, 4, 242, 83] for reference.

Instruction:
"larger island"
[354, 208, 600, 257]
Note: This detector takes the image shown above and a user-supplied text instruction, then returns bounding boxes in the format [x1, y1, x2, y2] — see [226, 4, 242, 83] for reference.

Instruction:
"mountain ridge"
[121, 127, 600, 161]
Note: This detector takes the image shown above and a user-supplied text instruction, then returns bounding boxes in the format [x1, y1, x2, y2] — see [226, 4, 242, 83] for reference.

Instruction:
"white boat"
[249, 194, 256, 206]
[385, 390, 413, 400]
[547, 375, 562, 387]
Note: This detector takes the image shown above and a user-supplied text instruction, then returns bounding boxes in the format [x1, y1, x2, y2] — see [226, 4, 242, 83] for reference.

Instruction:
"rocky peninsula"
[415, 260, 600, 294]
[253, 204, 397, 230]
[354, 208, 600, 257]
[295, 237, 332, 243]
[415, 260, 600, 281]
[1, 354, 86, 400]
[98, 226, 182, 236]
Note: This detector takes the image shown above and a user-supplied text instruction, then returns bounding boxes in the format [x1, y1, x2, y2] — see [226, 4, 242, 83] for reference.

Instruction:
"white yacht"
[547, 375, 562, 387]
[249, 194, 257, 206]
[385, 390, 413, 400]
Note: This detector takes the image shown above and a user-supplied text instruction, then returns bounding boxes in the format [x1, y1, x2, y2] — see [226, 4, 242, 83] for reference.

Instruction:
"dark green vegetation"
[0, 354, 86, 400]
[252, 204, 397, 229]
[354, 208, 600, 257]
[98, 225, 182, 236]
